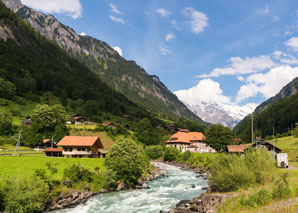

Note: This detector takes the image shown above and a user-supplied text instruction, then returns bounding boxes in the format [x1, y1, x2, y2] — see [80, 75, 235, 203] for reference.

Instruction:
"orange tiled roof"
[166, 131, 205, 144]
[57, 136, 99, 147]
[227, 144, 250, 153]
[44, 148, 63, 152]
[43, 139, 50, 143]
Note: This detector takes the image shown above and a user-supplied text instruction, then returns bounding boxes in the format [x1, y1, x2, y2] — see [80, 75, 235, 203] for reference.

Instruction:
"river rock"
[117, 182, 126, 191]
[142, 182, 149, 189]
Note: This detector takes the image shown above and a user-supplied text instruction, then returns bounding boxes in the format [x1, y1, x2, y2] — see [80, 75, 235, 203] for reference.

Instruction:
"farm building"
[56, 136, 104, 158]
[252, 140, 282, 156]
[165, 131, 216, 153]
[227, 144, 250, 153]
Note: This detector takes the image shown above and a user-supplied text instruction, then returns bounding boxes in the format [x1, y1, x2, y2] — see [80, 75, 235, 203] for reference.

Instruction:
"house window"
[69, 148, 73, 152]
[64, 148, 68, 152]
[77, 148, 81, 151]
[82, 148, 86, 151]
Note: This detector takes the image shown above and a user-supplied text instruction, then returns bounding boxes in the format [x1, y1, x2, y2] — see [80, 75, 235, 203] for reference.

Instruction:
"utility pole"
[251, 113, 254, 144]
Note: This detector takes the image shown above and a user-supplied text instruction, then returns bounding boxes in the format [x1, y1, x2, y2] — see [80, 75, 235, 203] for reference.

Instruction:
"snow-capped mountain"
[186, 102, 258, 128]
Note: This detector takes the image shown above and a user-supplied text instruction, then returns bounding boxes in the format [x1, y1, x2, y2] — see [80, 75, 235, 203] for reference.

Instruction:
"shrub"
[145, 145, 163, 159]
[181, 150, 191, 162]
[105, 140, 148, 185]
[163, 146, 180, 162]
[3, 177, 49, 213]
[63, 164, 93, 183]
[210, 150, 275, 192]
[239, 190, 272, 207]
[272, 176, 292, 200]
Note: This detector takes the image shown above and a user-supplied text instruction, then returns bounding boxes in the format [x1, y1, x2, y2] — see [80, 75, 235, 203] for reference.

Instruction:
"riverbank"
[45, 163, 167, 211]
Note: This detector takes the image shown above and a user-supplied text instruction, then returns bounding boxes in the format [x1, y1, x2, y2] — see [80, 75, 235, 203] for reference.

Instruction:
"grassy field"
[0, 156, 105, 180]
[270, 136, 298, 162]
[67, 124, 98, 130]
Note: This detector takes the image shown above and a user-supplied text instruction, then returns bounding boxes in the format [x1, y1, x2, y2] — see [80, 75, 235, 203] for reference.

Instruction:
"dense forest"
[234, 93, 298, 142]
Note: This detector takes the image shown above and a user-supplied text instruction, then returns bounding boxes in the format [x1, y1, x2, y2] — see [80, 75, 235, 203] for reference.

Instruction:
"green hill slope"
[1, 0, 203, 122]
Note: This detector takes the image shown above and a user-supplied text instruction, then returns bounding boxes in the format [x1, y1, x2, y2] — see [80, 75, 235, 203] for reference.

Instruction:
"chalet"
[43, 139, 57, 149]
[56, 136, 104, 158]
[44, 148, 63, 157]
[252, 140, 282, 156]
[102, 122, 115, 127]
[177, 128, 190, 133]
[123, 114, 130, 119]
[227, 144, 250, 153]
[69, 115, 84, 124]
[166, 131, 216, 153]
[21, 116, 32, 125]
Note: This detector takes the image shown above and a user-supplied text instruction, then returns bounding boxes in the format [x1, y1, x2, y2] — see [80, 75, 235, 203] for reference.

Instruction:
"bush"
[3, 177, 49, 213]
[164, 146, 180, 162]
[105, 140, 148, 185]
[63, 164, 93, 183]
[210, 150, 275, 192]
[272, 176, 292, 200]
[239, 189, 272, 207]
[182, 150, 191, 162]
[145, 145, 164, 159]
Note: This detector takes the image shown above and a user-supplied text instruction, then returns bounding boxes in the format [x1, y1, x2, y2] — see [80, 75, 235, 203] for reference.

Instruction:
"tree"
[163, 146, 180, 161]
[205, 124, 234, 152]
[135, 118, 159, 145]
[31, 104, 67, 137]
[0, 77, 16, 99]
[294, 123, 298, 138]
[0, 109, 13, 136]
[104, 140, 148, 184]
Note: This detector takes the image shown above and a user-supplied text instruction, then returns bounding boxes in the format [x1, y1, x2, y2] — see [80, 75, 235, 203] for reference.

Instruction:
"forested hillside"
[1, 0, 202, 122]
[0, 2, 151, 122]
[234, 77, 298, 142]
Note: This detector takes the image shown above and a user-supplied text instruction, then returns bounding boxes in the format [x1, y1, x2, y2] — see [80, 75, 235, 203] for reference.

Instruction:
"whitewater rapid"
[56, 162, 208, 213]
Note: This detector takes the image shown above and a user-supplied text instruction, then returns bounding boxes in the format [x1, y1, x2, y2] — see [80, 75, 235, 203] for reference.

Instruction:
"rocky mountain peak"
[2, 0, 22, 12]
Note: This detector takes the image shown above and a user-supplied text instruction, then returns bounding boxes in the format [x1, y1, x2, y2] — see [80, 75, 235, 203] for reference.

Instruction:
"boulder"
[116, 182, 126, 191]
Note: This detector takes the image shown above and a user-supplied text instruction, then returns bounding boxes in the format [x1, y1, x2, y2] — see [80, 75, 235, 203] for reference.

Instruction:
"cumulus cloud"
[235, 65, 298, 102]
[156, 8, 171, 17]
[285, 37, 298, 51]
[273, 50, 298, 64]
[183, 7, 208, 34]
[109, 3, 122, 15]
[174, 79, 231, 105]
[198, 55, 275, 78]
[165, 33, 175, 41]
[21, 0, 82, 19]
[80, 32, 86, 36]
[159, 43, 171, 56]
[112, 46, 122, 56]
[109, 15, 125, 24]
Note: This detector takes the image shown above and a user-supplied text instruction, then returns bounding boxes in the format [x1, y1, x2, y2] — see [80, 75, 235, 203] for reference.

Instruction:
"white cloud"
[237, 76, 245, 81]
[171, 20, 181, 30]
[112, 46, 122, 56]
[174, 79, 231, 105]
[109, 15, 125, 24]
[21, 0, 82, 19]
[159, 43, 171, 56]
[273, 51, 298, 65]
[156, 8, 171, 17]
[80, 32, 86, 36]
[165, 33, 175, 42]
[109, 3, 122, 15]
[235, 65, 298, 102]
[285, 37, 298, 51]
[198, 55, 275, 78]
[183, 7, 208, 35]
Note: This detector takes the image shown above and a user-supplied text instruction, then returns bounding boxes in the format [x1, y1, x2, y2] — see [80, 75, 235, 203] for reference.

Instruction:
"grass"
[67, 124, 98, 129]
[270, 136, 298, 162]
[0, 156, 105, 180]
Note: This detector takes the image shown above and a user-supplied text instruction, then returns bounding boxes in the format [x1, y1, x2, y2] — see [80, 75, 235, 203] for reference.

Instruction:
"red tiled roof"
[57, 136, 99, 147]
[227, 144, 250, 153]
[43, 139, 50, 143]
[44, 148, 63, 152]
[177, 128, 190, 133]
[166, 132, 205, 144]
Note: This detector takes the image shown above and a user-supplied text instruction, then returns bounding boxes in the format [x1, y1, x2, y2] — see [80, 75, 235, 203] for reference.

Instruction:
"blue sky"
[22, 0, 298, 111]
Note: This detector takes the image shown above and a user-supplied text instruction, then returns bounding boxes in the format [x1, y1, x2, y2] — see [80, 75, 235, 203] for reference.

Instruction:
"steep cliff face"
[1, 0, 202, 122]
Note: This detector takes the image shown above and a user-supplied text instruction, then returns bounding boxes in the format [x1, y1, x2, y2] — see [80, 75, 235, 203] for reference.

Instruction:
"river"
[56, 162, 208, 213]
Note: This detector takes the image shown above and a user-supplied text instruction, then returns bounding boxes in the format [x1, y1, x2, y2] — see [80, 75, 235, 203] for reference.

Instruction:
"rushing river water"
[57, 162, 208, 213]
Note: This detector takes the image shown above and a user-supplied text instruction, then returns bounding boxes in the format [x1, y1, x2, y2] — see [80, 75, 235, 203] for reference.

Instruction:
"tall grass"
[210, 149, 275, 192]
